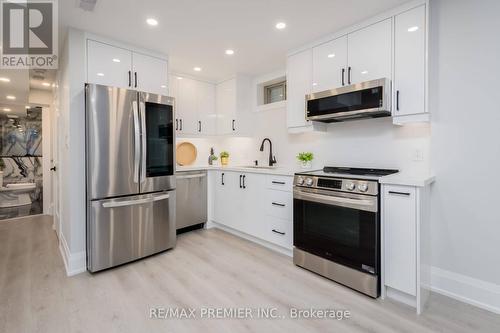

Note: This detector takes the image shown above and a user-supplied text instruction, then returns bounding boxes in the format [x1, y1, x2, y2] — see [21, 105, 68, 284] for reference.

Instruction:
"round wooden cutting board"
[176, 142, 197, 166]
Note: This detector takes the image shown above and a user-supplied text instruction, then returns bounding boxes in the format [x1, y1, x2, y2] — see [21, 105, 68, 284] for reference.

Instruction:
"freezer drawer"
[87, 191, 176, 272]
[176, 171, 207, 230]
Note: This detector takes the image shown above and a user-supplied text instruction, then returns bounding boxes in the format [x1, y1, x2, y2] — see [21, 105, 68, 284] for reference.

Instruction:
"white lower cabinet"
[212, 171, 293, 251]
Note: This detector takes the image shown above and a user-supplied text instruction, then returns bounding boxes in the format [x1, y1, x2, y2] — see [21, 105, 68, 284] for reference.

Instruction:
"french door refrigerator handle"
[132, 100, 140, 183]
[139, 99, 147, 183]
[102, 197, 153, 208]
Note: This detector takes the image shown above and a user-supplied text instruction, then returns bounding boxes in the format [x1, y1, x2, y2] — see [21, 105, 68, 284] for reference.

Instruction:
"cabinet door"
[394, 5, 426, 116]
[286, 49, 312, 128]
[216, 79, 236, 135]
[177, 77, 199, 134]
[239, 173, 265, 237]
[168, 75, 181, 133]
[197, 80, 217, 135]
[214, 171, 239, 228]
[132, 52, 168, 95]
[312, 36, 348, 92]
[384, 185, 417, 296]
[87, 40, 132, 89]
[347, 19, 392, 84]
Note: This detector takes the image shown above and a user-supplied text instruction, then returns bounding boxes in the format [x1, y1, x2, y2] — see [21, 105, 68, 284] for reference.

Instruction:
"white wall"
[429, 0, 500, 288]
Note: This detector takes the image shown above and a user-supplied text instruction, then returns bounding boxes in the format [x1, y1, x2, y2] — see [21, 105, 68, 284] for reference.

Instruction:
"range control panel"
[294, 175, 378, 196]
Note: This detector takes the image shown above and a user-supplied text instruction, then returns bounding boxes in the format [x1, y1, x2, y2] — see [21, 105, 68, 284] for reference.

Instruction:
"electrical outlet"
[413, 149, 424, 162]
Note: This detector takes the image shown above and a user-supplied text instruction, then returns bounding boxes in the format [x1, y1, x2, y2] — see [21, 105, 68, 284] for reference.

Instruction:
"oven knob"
[346, 182, 355, 191]
[306, 178, 314, 186]
[358, 183, 368, 192]
[297, 177, 304, 185]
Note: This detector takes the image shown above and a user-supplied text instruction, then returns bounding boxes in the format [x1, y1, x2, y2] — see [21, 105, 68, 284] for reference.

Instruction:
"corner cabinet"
[87, 39, 168, 95]
[381, 179, 433, 314]
[216, 76, 253, 136]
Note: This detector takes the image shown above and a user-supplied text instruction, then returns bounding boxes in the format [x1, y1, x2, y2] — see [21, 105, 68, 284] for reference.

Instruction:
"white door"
[168, 74, 182, 133]
[238, 173, 265, 237]
[132, 52, 168, 95]
[51, 100, 62, 236]
[312, 35, 348, 92]
[216, 79, 236, 135]
[347, 19, 392, 84]
[177, 77, 199, 134]
[197, 80, 216, 135]
[286, 49, 312, 128]
[383, 185, 417, 296]
[214, 171, 239, 228]
[394, 5, 426, 116]
[87, 40, 132, 88]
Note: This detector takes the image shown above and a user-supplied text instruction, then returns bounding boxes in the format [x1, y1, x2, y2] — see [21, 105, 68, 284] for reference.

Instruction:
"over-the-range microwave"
[306, 78, 391, 122]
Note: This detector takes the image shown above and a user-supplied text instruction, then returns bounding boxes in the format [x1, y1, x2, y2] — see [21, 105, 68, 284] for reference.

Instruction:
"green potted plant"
[220, 151, 230, 166]
[297, 152, 314, 169]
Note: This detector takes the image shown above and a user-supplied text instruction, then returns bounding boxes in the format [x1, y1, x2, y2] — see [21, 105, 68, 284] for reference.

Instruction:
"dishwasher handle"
[176, 173, 207, 180]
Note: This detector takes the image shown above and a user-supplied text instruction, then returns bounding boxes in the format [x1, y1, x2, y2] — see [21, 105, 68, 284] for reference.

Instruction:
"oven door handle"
[293, 189, 377, 212]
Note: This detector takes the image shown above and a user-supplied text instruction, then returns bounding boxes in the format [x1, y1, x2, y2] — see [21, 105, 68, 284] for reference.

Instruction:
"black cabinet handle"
[272, 229, 285, 235]
[232, 119, 236, 131]
[134, 72, 138, 88]
[388, 191, 410, 196]
[243, 175, 246, 189]
[341, 68, 345, 86]
[221, 173, 225, 185]
[179, 119, 183, 131]
[198, 120, 201, 132]
[50, 166, 57, 172]
[396, 90, 400, 111]
[175, 119, 178, 131]
[239, 175, 243, 188]
[347, 67, 351, 84]
[272, 202, 285, 207]
[128, 71, 131, 87]
[272, 181, 285, 185]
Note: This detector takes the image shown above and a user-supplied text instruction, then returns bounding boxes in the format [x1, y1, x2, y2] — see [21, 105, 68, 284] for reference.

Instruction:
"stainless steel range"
[293, 167, 398, 298]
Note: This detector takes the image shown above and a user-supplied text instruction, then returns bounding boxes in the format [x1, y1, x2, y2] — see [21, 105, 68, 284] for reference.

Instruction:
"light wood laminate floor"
[1, 215, 499, 333]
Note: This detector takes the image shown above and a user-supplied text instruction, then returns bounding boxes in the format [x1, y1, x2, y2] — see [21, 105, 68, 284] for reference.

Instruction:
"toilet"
[0, 183, 37, 208]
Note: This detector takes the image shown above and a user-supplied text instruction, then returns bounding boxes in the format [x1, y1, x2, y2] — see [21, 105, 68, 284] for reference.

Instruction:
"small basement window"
[264, 81, 286, 104]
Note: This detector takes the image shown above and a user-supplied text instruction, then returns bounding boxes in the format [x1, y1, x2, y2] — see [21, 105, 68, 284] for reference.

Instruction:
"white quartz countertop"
[378, 173, 435, 187]
[176, 165, 298, 176]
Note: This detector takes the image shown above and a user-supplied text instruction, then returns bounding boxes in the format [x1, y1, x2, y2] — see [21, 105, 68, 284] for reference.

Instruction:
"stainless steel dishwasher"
[175, 170, 207, 232]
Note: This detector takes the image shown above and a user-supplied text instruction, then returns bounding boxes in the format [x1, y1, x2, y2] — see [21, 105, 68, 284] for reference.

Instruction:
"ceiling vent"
[78, 0, 97, 11]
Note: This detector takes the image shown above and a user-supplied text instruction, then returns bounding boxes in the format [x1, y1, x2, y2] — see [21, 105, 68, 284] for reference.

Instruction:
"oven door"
[293, 188, 379, 274]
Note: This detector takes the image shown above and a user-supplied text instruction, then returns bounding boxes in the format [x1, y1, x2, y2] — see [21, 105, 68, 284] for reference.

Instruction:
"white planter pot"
[300, 161, 312, 169]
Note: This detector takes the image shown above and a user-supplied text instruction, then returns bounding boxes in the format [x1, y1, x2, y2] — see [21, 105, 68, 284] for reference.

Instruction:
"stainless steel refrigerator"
[85, 83, 176, 272]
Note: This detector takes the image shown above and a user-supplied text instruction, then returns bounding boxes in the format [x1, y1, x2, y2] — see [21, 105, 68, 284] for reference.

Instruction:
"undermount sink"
[239, 165, 277, 169]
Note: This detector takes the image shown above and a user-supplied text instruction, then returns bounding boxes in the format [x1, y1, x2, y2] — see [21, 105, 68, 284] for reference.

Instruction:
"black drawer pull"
[272, 181, 285, 185]
[272, 229, 285, 235]
[388, 191, 410, 196]
[239, 175, 242, 188]
[272, 202, 285, 207]
[221, 173, 225, 185]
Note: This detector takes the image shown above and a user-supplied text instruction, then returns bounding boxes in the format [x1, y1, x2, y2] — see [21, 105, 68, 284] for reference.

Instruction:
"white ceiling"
[60, 0, 407, 82]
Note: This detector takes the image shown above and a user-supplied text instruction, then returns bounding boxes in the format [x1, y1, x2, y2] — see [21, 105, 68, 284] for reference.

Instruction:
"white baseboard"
[58, 232, 86, 276]
[206, 221, 293, 257]
[431, 266, 500, 314]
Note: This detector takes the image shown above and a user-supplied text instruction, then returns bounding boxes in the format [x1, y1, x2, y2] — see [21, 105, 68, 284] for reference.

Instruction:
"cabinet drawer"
[266, 175, 293, 192]
[261, 217, 293, 249]
[265, 190, 293, 220]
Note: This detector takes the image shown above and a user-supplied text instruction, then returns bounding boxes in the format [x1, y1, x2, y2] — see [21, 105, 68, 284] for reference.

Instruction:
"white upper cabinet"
[347, 19, 392, 84]
[216, 78, 236, 135]
[312, 36, 348, 92]
[393, 5, 426, 118]
[197, 80, 217, 135]
[286, 49, 311, 129]
[86, 39, 168, 95]
[177, 77, 198, 134]
[87, 40, 132, 89]
[132, 52, 168, 95]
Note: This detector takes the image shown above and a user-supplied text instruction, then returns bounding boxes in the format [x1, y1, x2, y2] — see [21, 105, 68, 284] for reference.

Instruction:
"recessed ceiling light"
[225, 49, 234, 55]
[361, 70, 368, 74]
[312, 82, 318, 86]
[177, 76, 183, 80]
[193, 67, 202, 72]
[146, 18, 158, 26]
[408, 26, 419, 32]
[112, 58, 121, 63]
[0, 77, 10, 82]
[42, 82, 50, 87]
[275, 22, 286, 30]
[97, 73, 104, 76]
[6, 95, 15, 100]
[3, 108, 11, 112]
[161, 85, 166, 88]
[327, 53, 335, 58]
